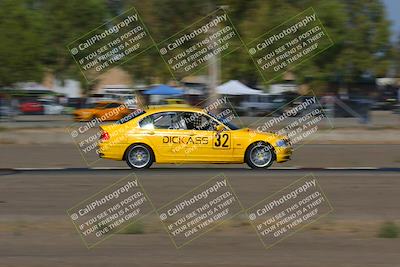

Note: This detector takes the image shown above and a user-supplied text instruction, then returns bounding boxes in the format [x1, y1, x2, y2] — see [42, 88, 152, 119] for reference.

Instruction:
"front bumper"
[73, 112, 93, 121]
[275, 146, 292, 163]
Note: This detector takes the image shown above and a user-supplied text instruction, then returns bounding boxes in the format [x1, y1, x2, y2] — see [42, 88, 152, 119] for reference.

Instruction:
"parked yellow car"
[98, 106, 292, 169]
[73, 101, 131, 122]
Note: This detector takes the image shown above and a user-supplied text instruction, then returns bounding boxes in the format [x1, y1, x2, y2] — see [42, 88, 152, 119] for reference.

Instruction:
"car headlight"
[276, 139, 288, 147]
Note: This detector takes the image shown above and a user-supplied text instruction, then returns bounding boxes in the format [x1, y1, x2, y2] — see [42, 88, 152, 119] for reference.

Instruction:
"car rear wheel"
[125, 144, 154, 169]
[245, 142, 275, 169]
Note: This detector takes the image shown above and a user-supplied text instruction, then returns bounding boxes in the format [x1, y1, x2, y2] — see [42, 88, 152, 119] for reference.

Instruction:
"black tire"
[245, 141, 275, 169]
[125, 144, 154, 169]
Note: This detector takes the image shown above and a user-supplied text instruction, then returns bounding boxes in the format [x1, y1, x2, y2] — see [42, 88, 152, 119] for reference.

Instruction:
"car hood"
[74, 109, 94, 114]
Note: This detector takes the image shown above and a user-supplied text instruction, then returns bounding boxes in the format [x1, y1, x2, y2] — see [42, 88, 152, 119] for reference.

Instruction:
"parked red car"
[19, 100, 44, 115]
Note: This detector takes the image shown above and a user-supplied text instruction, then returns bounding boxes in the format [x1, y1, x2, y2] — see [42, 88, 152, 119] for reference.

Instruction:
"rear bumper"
[98, 142, 125, 160]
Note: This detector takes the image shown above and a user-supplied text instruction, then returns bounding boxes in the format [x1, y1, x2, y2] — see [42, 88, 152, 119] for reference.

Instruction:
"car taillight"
[100, 131, 110, 141]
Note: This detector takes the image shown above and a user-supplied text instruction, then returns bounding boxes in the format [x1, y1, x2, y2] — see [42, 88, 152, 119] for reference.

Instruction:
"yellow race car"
[98, 106, 292, 169]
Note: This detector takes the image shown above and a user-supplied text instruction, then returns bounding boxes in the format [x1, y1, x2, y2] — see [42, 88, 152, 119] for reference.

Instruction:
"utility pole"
[207, 5, 228, 111]
[207, 7, 220, 110]
[208, 44, 220, 108]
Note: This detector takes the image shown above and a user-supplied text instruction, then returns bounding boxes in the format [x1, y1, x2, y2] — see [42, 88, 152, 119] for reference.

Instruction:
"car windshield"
[83, 103, 96, 108]
[94, 103, 108, 109]
[207, 112, 240, 130]
[117, 109, 146, 124]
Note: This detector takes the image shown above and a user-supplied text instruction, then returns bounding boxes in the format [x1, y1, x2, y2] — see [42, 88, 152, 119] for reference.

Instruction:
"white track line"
[9, 166, 390, 171]
[270, 167, 301, 170]
[90, 167, 130, 170]
[325, 167, 378, 170]
[14, 167, 66, 171]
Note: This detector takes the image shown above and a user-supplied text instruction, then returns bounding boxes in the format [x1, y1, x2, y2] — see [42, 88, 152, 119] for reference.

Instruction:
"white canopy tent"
[216, 80, 263, 95]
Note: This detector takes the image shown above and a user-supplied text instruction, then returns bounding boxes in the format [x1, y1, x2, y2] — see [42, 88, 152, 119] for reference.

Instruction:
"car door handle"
[189, 133, 196, 136]
[146, 131, 155, 135]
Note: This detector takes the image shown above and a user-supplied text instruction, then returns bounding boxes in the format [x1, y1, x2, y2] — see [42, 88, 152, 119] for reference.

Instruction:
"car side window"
[154, 112, 175, 129]
[95, 103, 107, 109]
[182, 112, 218, 131]
[139, 112, 187, 130]
[139, 115, 154, 129]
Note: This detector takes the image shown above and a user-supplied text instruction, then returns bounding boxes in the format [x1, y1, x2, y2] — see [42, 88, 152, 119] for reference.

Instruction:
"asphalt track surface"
[1, 144, 399, 267]
[0, 170, 400, 267]
[1, 144, 400, 169]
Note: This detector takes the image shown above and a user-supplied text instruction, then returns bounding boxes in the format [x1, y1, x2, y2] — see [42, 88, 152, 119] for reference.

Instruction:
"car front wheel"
[125, 144, 154, 169]
[245, 142, 275, 169]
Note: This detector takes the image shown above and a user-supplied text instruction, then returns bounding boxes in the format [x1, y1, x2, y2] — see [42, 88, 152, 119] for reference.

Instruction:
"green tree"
[0, 0, 45, 87]
[41, 0, 109, 93]
[223, 0, 391, 90]
[334, 0, 391, 82]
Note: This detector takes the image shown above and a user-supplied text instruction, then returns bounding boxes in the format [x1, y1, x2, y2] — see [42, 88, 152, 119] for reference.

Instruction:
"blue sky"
[383, 0, 400, 42]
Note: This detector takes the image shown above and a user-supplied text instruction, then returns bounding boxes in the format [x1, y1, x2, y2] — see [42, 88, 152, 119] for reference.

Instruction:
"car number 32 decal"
[213, 133, 231, 149]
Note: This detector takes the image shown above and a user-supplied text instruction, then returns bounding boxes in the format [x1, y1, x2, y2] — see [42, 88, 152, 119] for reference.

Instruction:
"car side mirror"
[215, 124, 225, 132]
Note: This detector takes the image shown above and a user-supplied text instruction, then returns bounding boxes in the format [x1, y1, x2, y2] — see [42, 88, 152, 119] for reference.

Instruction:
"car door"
[180, 112, 234, 162]
[138, 111, 193, 162]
